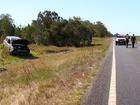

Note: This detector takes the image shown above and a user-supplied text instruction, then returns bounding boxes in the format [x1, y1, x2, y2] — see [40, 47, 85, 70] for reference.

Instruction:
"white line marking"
[108, 41, 117, 105]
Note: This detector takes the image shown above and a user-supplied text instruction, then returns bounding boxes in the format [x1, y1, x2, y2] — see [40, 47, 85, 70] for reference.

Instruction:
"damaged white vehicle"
[3, 36, 30, 55]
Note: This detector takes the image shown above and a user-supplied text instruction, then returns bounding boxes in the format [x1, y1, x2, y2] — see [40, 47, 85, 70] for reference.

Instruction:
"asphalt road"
[81, 42, 140, 105]
[116, 43, 140, 105]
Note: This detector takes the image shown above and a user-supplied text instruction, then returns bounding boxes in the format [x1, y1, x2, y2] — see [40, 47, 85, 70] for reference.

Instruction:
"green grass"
[0, 44, 3, 49]
[0, 38, 111, 105]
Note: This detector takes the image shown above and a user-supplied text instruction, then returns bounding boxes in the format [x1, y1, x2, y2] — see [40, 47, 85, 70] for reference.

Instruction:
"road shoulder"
[80, 43, 113, 105]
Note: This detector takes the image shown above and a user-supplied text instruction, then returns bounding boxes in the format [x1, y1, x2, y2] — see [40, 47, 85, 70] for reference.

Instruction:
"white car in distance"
[115, 35, 126, 45]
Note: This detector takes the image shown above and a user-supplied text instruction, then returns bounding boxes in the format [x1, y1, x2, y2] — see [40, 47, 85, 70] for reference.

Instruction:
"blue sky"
[0, 0, 140, 35]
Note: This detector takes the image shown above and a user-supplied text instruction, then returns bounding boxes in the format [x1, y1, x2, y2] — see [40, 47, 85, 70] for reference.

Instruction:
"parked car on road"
[115, 35, 126, 45]
[3, 36, 30, 55]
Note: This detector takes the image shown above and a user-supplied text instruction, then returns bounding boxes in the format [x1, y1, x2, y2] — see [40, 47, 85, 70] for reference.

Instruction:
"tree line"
[0, 10, 112, 46]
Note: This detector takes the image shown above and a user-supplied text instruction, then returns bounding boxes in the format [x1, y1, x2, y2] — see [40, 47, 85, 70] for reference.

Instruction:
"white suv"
[115, 35, 126, 45]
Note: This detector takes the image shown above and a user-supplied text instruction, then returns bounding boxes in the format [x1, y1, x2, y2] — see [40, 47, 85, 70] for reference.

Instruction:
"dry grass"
[0, 37, 111, 105]
[136, 36, 140, 42]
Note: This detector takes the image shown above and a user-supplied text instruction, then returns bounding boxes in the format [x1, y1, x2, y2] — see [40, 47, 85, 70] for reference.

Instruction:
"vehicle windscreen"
[116, 36, 124, 38]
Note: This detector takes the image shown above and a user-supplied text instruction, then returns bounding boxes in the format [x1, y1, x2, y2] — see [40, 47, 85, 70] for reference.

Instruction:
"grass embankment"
[0, 38, 111, 105]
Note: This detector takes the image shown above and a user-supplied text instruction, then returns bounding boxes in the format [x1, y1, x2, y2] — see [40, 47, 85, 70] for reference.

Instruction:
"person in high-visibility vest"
[131, 34, 137, 48]
[125, 34, 130, 48]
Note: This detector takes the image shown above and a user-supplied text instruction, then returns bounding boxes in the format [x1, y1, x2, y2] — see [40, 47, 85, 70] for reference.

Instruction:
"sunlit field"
[0, 38, 111, 105]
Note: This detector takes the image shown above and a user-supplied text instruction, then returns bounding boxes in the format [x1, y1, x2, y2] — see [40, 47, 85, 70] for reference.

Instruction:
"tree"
[60, 17, 93, 46]
[31, 13, 95, 46]
[21, 25, 35, 42]
[0, 14, 15, 42]
[31, 10, 63, 45]
[15, 25, 22, 37]
[93, 21, 110, 37]
[0, 14, 15, 36]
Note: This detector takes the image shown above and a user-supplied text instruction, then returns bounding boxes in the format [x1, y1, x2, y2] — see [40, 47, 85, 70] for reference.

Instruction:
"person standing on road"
[131, 34, 137, 48]
[125, 34, 130, 48]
